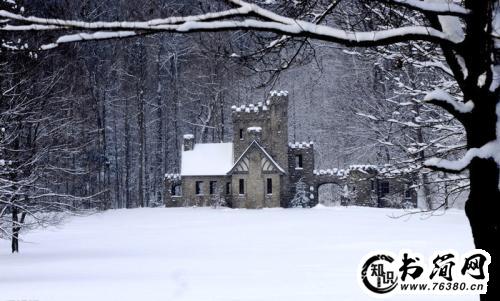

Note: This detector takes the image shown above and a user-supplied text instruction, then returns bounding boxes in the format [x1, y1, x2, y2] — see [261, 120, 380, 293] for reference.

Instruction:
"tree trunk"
[11, 208, 26, 253]
[155, 45, 164, 205]
[124, 93, 131, 209]
[464, 98, 499, 301]
[11, 207, 19, 253]
[112, 110, 121, 208]
[137, 84, 145, 208]
[466, 158, 499, 301]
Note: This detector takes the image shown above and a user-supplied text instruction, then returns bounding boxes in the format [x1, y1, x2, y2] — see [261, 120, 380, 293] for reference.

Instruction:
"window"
[371, 180, 375, 191]
[404, 186, 412, 199]
[380, 181, 390, 195]
[195, 181, 204, 195]
[266, 178, 273, 194]
[295, 154, 303, 168]
[171, 185, 181, 196]
[239, 128, 244, 140]
[209, 181, 217, 195]
[226, 182, 231, 195]
[239, 179, 245, 195]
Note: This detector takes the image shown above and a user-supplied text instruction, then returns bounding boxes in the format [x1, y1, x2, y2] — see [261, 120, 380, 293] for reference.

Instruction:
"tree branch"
[0, 0, 462, 50]
[423, 89, 473, 120]
[382, 0, 470, 17]
[424, 140, 500, 173]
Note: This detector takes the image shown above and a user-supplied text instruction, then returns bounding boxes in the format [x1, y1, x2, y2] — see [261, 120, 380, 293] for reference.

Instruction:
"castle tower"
[230, 90, 289, 169]
[267, 90, 289, 170]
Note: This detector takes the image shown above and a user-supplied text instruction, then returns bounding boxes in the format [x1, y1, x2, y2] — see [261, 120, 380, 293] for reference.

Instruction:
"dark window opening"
[267, 178, 273, 194]
[171, 185, 181, 196]
[371, 180, 375, 191]
[380, 181, 390, 195]
[239, 179, 245, 195]
[226, 182, 231, 195]
[405, 188, 412, 199]
[295, 154, 303, 168]
[195, 181, 203, 195]
[209, 181, 217, 195]
[239, 129, 244, 140]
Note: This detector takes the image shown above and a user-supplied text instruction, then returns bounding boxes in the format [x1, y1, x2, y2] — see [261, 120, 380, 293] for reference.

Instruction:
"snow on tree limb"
[40, 31, 137, 50]
[424, 102, 500, 188]
[385, 0, 470, 16]
[423, 89, 474, 116]
[0, 0, 465, 49]
[424, 140, 500, 172]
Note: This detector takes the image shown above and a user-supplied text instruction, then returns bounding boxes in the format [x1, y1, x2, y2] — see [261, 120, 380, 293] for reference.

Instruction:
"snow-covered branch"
[425, 102, 500, 181]
[385, 0, 470, 16]
[0, 0, 464, 49]
[423, 89, 473, 117]
[424, 140, 500, 173]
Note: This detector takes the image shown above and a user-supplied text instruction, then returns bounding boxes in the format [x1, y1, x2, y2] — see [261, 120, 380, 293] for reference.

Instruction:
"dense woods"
[0, 1, 377, 214]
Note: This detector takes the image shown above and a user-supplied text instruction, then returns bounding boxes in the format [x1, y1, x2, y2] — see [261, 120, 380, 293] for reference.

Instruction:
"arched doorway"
[317, 182, 345, 206]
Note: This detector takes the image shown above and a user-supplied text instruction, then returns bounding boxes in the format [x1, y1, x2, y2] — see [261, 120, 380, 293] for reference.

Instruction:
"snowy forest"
[1, 0, 470, 212]
[0, 1, 499, 300]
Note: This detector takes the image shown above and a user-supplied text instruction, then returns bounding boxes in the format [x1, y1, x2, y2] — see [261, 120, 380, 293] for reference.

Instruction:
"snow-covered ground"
[0, 206, 477, 301]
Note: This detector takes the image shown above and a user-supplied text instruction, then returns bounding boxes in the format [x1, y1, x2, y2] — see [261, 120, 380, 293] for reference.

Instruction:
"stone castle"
[165, 91, 417, 209]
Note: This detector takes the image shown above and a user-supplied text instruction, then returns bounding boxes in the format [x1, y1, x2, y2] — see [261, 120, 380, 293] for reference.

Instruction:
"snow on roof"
[183, 134, 194, 139]
[181, 143, 233, 176]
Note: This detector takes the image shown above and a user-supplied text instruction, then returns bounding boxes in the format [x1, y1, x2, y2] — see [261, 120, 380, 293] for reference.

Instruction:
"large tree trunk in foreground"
[464, 101, 499, 301]
[467, 158, 499, 301]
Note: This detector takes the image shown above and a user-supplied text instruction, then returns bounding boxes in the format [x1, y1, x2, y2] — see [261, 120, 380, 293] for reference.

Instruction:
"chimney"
[183, 134, 195, 151]
[247, 126, 262, 142]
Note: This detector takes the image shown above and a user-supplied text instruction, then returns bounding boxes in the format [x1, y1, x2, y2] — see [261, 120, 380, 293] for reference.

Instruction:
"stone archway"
[317, 182, 345, 207]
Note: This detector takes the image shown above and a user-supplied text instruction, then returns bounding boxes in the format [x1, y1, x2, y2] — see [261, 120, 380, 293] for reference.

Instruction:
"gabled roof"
[228, 140, 286, 175]
[181, 143, 233, 176]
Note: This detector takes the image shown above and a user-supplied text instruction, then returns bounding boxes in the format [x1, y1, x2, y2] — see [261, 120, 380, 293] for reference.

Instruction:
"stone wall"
[310, 168, 418, 208]
[334, 170, 417, 208]
[165, 175, 232, 207]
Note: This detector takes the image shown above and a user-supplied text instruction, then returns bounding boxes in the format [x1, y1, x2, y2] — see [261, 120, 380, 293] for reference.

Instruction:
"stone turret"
[268, 90, 289, 169]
